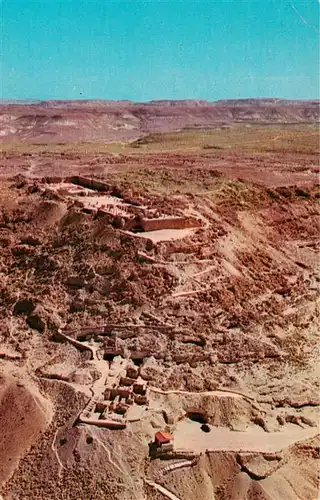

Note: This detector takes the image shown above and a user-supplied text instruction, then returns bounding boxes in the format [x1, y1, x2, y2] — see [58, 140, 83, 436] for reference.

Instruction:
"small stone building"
[133, 381, 147, 395]
[154, 431, 174, 451]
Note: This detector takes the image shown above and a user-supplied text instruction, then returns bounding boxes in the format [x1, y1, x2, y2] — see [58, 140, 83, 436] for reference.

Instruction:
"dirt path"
[157, 459, 198, 478]
[90, 358, 109, 399]
[80, 344, 109, 405]
[51, 429, 65, 478]
[25, 160, 36, 178]
[145, 479, 181, 500]
[149, 386, 244, 399]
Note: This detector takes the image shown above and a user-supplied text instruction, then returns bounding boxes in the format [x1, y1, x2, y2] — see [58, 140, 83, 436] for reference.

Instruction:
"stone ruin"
[40, 175, 203, 235]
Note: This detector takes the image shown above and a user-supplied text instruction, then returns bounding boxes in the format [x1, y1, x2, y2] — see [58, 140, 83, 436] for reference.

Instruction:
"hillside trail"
[25, 160, 36, 178]
[145, 479, 181, 500]
[149, 386, 250, 400]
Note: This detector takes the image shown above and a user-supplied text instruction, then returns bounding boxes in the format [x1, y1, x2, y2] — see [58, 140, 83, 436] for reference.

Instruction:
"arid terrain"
[1, 98, 319, 144]
[0, 99, 319, 500]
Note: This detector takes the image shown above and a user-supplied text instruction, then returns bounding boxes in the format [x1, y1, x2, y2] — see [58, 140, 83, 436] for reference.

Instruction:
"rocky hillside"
[0, 165, 319, 499]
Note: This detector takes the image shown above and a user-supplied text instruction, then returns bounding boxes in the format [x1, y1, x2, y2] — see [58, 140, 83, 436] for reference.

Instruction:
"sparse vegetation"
[1, 123, 319, 155]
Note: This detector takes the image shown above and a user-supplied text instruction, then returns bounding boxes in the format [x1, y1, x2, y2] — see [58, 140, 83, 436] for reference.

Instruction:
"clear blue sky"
[1, 0, 319, 101]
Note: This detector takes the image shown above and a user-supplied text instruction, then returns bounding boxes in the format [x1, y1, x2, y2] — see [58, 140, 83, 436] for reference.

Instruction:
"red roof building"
[154, 431, 174, 447]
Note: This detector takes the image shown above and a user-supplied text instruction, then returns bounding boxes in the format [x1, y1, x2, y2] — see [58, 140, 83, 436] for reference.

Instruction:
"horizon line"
[0, 97, 319, 104]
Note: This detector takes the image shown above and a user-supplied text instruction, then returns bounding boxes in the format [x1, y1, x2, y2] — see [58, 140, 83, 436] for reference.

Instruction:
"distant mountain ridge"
[0, 99, 43, 105]
[0, 98, 318, 143]
[1, 97, 318, 107]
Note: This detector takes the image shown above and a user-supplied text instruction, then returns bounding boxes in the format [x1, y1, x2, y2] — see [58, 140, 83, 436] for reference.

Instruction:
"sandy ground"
[80, 195, 130, 210]
[174, 419, 319, 453]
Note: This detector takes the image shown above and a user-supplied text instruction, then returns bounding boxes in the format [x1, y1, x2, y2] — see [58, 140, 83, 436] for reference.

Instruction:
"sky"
[1, 0, 319, 101]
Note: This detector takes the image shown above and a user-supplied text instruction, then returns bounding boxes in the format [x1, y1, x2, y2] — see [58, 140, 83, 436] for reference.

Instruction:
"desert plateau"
[0, 99, 319, 500]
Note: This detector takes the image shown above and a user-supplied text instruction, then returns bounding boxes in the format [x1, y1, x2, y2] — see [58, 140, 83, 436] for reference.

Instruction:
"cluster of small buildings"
[104, 366, 149, 409]
[78, 363, 150, 429]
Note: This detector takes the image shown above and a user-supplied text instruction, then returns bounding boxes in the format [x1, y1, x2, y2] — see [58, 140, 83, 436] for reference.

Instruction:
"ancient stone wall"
[70, 176, 109, 192]
[140, 216, 202, 232]
[44, 176, 65, 184]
